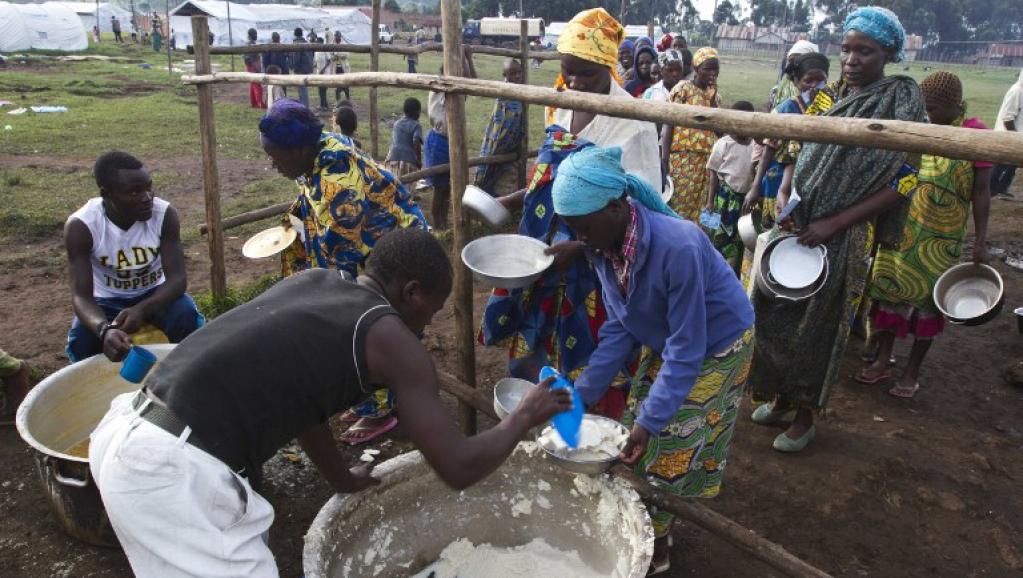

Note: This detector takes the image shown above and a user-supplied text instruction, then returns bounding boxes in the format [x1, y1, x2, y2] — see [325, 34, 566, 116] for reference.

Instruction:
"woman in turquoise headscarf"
[748, 6, 925, 452]
[552, 145, 754, 574]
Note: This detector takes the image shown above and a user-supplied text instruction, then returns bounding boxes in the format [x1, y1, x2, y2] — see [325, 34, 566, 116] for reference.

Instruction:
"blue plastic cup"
[539, 366, 583, 448]
[120, 346, 157, 383]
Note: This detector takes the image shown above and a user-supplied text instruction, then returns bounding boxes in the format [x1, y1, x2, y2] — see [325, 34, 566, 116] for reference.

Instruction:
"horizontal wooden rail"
[199, 149, 536, 235]
[182, 71, 1023, 166]
[209, 41, 561, 60]
[433, 369, 833, 578]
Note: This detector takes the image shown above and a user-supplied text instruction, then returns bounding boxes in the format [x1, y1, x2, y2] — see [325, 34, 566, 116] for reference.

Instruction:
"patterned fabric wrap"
[479, 127, 614, 383]
[707, 180, 744, 275]
[870, 119, 976, 315]
[750, 75, 924, 410]
[668, 80, 721, 221]
[347, 388, 395, 419]
[552, 8, 625, 95]
[692, 47, 718, 68]
[281, 132, 428, 279]
[424, 129, 451, 188]
[844, 6, 908, 63]
[623, 330, 754, 537]
[474, 98, 525, 194]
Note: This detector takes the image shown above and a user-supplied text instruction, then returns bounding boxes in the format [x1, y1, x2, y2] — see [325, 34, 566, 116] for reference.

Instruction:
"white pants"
[90, 393, 278, 578]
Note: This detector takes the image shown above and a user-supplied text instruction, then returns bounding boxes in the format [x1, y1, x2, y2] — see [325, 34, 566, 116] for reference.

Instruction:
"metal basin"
[15, 344, 177, 547]
[461, 234, 555, 289]
[738, 212, 761, 250]
[493, 377, 535, 420]
[304, 447, 653, 578]
[538, 415, 628, 476]
[463, 185, 512, 227]
[933, 263, 1004, 326]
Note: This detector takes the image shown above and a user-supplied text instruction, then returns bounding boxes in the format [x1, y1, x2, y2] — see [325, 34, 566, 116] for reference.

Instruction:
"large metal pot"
[15, 344, 176, 547]
[304, 446, 654, 577]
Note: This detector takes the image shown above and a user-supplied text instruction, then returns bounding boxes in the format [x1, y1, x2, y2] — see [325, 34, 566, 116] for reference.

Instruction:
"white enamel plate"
[768, 236, 825, 289]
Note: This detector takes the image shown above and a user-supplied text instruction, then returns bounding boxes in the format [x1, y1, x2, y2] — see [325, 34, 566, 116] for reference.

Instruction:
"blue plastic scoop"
[539, 365, 583, 448]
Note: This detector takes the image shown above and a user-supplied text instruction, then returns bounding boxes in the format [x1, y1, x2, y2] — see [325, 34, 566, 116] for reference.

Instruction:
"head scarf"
[619, 38, 635, 58]
[794, 52, 830, 79]
[659, 48, 684, 67]
[259, 98, 324, 149]
[634, 42, 657, 67]
[692, 47, 719, 69]
[787, 40, 819, 57]
[920, 71, 962, 111]
[657, 33, 673, 52]
[552, 146, 679, 218]
[551, 8, 624, 123]
[844, 6, 907, 63]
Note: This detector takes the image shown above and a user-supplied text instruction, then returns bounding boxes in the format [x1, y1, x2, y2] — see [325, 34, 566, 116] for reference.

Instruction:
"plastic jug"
[539, 366, 583, 448]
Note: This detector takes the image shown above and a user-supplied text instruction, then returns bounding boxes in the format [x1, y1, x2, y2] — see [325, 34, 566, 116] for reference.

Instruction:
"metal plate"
[461, 234, 555, 289]
[768, 236, 825, 289]
[242, 225, 298, 259]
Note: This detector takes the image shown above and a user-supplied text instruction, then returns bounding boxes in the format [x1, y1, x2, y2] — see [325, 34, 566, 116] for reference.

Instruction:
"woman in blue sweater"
[552, 146, 754, 573]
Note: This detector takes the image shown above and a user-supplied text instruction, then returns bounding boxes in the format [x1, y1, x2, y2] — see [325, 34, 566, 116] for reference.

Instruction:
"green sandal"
[773, 425, 816, 453]
[750, 404, 795, 425]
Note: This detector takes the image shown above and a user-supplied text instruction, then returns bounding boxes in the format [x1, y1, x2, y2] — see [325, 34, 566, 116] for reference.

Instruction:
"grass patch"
[193, 273, 281, 319]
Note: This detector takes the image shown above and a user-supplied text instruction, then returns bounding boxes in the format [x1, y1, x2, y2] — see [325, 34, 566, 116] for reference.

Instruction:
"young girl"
[663, 47, 721, 222]
[705, 101, 756, 274]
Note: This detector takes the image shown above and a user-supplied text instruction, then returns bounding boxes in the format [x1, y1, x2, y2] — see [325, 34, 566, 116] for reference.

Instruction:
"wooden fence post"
[441, 0, 477, 435]
[517, 19, 529, 190]
[369, 0, 381, 159]
[190, 15, 227, 301]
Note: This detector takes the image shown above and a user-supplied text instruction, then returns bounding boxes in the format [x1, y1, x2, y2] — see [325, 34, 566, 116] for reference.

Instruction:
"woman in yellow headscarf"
[544, 8, 662, 191]
[662, 47, 722, 222]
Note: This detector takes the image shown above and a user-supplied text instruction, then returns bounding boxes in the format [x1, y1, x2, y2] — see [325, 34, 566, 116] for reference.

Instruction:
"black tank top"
[146, 269, 395, 472]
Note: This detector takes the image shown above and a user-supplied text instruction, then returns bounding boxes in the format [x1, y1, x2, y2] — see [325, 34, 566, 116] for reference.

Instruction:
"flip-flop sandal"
[888, 382, 920, 399]
[340, 416, 398, 446]
[338, 408, 361, 424]
[854, 368, 893, 385]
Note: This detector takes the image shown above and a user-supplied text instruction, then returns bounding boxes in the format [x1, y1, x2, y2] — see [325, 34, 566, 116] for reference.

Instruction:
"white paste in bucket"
[411, 537, 606, 578]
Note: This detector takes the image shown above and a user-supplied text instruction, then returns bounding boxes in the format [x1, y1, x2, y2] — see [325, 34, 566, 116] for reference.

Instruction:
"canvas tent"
[170, 1, 372, 48]
[47, 2, 134, 34]
[0, 2, 88, 52]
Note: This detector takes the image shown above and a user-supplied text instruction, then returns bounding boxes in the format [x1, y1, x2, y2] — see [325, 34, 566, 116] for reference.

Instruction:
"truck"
[462, 17, 544, 46]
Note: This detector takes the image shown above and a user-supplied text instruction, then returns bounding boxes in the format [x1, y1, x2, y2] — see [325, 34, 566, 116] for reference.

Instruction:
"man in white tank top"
[64, 151, 203, 362]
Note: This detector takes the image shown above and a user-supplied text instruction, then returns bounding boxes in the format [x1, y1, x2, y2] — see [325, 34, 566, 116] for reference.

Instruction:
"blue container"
[539, 366, 583, 448]
[120, 346, 157, 383]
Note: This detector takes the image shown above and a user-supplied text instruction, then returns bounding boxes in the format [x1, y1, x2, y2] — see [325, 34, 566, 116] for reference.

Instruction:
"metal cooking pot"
[933, 263, 1004, 326]
[15, 344, 177, 547]
[738, 213, 761, 250]
[755, 234, 829, 302]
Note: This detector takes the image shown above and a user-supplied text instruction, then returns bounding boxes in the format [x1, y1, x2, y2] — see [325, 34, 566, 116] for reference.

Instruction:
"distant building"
[356, 8, 441, 37]
[983, 42, 1023, 67]
[713, 25, 810, 52]
[904, 34, 923, 62]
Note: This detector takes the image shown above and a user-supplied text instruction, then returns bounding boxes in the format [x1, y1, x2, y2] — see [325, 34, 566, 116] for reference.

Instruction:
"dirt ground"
[2, 147, 1023, 577]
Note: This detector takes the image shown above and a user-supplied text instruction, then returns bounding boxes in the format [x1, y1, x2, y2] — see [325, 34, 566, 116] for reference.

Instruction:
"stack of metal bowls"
[755, 235, 829, 302]
[933, 263, 1004, 326]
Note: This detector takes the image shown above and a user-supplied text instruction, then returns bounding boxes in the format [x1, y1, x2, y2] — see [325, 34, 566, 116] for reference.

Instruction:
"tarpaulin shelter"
[170, 1, 371, 48]
[0, 1, 88, 52]
[48, 2, 134, 34]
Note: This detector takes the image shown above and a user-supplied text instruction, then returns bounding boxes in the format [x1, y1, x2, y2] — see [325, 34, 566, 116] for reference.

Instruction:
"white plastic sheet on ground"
[0, 2, 88, 52]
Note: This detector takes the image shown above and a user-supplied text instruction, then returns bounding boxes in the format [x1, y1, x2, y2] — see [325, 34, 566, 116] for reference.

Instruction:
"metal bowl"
[462, 185, 512, 227]
[755, 235, 829, 302]
[933, 263, 1004, 326]
[493, 378, 535, 420]
[537, 415, 628, 476]
[738, 213, 760, 250]
[461, 234, 555, 289]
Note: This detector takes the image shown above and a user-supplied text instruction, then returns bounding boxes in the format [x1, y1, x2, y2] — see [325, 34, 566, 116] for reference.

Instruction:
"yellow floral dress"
[667, 80, 721, 221]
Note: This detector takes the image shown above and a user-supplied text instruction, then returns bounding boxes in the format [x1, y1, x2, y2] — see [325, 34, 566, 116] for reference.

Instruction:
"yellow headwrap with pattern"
[548, 8, 624, 125]
[692, 47, 719, 68]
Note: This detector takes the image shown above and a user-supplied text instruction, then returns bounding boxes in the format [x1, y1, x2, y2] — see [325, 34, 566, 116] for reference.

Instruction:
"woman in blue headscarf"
[748, 6, 925, 452]
[552, 145, 754, 574]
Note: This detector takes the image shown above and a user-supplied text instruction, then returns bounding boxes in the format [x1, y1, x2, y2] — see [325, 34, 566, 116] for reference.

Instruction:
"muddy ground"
[2, 144, 1023, 576]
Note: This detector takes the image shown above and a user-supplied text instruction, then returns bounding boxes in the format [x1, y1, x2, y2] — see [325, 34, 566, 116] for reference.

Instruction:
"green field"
[0, 36, 1018, 249]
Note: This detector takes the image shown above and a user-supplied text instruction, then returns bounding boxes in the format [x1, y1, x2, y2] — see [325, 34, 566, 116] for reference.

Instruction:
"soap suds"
[411, 538, 606, 578]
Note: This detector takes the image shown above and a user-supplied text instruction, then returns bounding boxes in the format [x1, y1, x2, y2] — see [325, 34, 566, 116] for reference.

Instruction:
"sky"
[687, 0, 828, 26]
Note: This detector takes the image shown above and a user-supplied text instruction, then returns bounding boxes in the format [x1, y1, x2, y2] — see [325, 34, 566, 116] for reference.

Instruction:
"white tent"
[47, 2, 134, 34]
[170, 1, 371, 48]
[0, 2, 88, 52]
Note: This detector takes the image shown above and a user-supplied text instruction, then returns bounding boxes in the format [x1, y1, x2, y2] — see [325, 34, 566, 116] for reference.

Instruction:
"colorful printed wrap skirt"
[706, 181, 745, 275]
[621, 329, 754, 537]
[668, 149, 711, 223]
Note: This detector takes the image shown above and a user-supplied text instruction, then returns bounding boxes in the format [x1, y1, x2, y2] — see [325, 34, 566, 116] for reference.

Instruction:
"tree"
[791, 0, 812, 30]
[384, 0, 401, 11]
[714, 0, 740, 25]
[751, 0, 787, 27]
